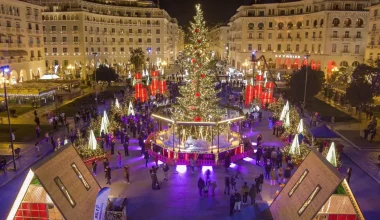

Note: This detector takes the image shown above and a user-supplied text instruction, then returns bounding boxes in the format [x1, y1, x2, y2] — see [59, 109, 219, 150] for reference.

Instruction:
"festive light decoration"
[280, 101, 289, 121]
[326, 142, 337, 167]
[268, 95, 284, 118]
[297, 119, 304, 133]
[88, 130, 97, 150]
[285, 110, 290, 127]
[284, 142, 311, 166]
[103, 111, 109, 127]
[115, 98, 120, 109]
[290, 134, 300, 155]
[128, 101, 135, 116]
[100, 116, 108, 135]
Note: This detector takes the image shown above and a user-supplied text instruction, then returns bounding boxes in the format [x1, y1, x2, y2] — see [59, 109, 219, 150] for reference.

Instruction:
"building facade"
[0, 0, 46, 83]
[27, 0, 183, 78]
[209, 25, 229, 60]
[365, 1, 380, 66]
[225, 0, 371, 75]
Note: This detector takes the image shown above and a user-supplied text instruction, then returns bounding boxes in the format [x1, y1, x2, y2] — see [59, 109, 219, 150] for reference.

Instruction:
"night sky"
[159, 0, 254, 27]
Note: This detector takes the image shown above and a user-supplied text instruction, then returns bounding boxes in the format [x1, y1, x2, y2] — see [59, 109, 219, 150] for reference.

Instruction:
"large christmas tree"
[173, 4, 224, 141]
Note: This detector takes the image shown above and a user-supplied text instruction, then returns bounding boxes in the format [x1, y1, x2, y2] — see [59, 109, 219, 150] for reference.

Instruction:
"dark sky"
[159, 0, 254, 27]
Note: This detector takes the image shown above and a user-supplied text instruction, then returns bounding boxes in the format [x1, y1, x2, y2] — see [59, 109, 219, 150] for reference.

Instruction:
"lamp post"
[161, 60, 167, 76]
[1, 65, 16, 171]
[92, 52, 98, 109]
[303, 54, 311, 106]
[147, 47, 151, 73]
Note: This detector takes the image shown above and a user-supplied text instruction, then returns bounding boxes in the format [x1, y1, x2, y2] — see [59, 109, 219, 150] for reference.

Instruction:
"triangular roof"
[269, 150, 364, 220]
[7, 145, 101, 220]
[309, 124, 340, 139]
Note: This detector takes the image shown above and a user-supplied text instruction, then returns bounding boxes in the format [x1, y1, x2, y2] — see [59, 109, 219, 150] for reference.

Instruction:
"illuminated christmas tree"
[115, 98, 120, 109]
[103, 111, 109, 127]
[172, 4, 224, 140]
[88, 130, 97, 150]
[297, 119, 304, 133]
[128, 101, 135, 116]
[289, 134, 300, 155]
[280, 101, 289, 121]
[100, 117, 108, 136]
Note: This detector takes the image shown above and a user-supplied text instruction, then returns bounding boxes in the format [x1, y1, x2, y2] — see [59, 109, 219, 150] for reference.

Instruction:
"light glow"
[115, 98, 120, 109]
[326, 142, 337, 167]
[243, 157, 254, 162]
[151, 114, 175, 124]
[88, 130, 97, 150]
[202, 166, 213, 173]
[230, 163, 237, 168]
[217, 116, 245, 125]
[7, 169, 34, 220]
[176, 165, 187, 173]
[297, 119, 304, 133]
[290, 134, 300, 155]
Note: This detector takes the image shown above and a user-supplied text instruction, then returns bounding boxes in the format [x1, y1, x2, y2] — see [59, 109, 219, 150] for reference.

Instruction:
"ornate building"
[224, 0, 371, 75]
[0, 0, 46, 82]
[209, 24, 229, 60]
[365, 1, 380, 66]
[26, 0, 183, 78]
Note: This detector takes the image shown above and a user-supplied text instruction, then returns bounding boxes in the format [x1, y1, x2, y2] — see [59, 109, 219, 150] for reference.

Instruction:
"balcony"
[343, 37, 351, 42]
[16, 28, 24, 33]
[72, 31, 79, 34]
[38, 57, 43, 61]
[7, 27, 16, 32]
[353, 37, 363, 42]
[27, 29, 33, 34]
[8, 43, 17, 48]
[0, 43, 8, 48]
[73, 42, 80, 45]
[294, 37, 301, 41]
[341, 50, 350, 55]
[331, 36, 340, 41]
[30, 57, 36, 61]
[119, 42, 125, 45]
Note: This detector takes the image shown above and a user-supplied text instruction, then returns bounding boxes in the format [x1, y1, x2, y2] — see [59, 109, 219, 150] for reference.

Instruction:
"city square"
[1, 0, 380, 220]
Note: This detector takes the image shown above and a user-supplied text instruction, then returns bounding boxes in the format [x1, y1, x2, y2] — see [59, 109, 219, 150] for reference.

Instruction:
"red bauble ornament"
[198, 63, 202, 67]
[191, 58, 196, 63]
[189, 106, 196, 110]
[201, 73, 206, 78]
[195, 92, 201, 97]
[195, 28, 199, 33]
[194, 116, 202, 122]
[197, 39, 202, 43]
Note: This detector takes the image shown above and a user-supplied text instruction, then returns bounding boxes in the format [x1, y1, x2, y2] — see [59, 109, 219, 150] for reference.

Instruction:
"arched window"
[356, 18, 364, 27]
[313, 20, 318, 27]
[332, 18, 340, 27]
[296, 21, 302, 29]
[352, 61, 360, 67]
[287, 22, 293, 29]
[344, 18, 352, 27]
[248, 23, 254, 30]
[258, 22, 264, 30]
[340, 61, 349, 67]
[320, 19, 324, 27]
[278, 22, 284, 29]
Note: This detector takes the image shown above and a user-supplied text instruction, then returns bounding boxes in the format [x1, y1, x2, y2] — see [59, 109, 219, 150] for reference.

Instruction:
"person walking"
[229, 192, 236, 216]
[278, 167, 284, 184]
[234, 191, 242, 212]
[163, 163, 169, 181]
[123, 141, 129, 156]
[270, 167, 277, 185]
[92, 160, 97, 176]
[117, 152, 122, 168]
[256, 146, 262, 166]
[284, 166, 292, 183]
[224, 175, 231, 195]
[103, 158, 109, 171]
[241, 182, 250, 205]
[124, 165, 130, 184]
[249, 184, 257, 205]
[110, 139, 115, 155]
[155, 155, 159, 167]
[144, 151, 150, 167]
[198, 177, 205, 197]
[276, 148, 283, 168]
[265, 161, 271, 179]
[211, 181, 217, 196]
[105, 165, 111, 185]
[231, 175, 236, 191]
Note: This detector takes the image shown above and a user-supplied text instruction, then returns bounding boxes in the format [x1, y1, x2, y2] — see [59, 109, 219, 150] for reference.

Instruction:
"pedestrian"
[50, 136, 56, 151]
[284, 166, 292, 183]
[35, 125, 41, 139]
[103, 157, 109, 171]
[198, 177, 205, 197]
[265, 161, 271, 179]
[144, 151, 150, 167]
[0, 157, 7, 173]
[271, 147, 277, 166]
[155, 155, 159, 167]
[35, 142, 40, 157]
[234, 191, 242, 212]
[105, 165, 111, 185]
[229, 192, 236, 216]
[190, 157, 195, 173]
[110, 139, 115, 155]
[205, 169, 211, 185]
[256, 146, 262, 166]
[278, 167, 284, 184]
[241, 182, 249, 204]
[117, 152, 122, 168]
[249, 184, 257, 205]
[123, 141, 129, 156]
[89, 160, 96, 176]
[211, 181, 217, 196]
[150, 166, 159, 190]
[224, 175, 231, 195]
[163, 163, 169, 181]
[276, 148, 283, 168]
[346, 167, 352, 184]
[231, 175, 236, 191]
[124, 165, 130, 184]
[270, 168, 277, 185]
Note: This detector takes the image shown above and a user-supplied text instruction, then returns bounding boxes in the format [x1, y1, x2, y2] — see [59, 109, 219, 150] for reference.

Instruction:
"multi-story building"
[209, 24, 229, 60]
[225, 0, 371, 76]
[0, 0, 46, 82]
[26, 0, 183, 78]
[365, 1, 380, 66]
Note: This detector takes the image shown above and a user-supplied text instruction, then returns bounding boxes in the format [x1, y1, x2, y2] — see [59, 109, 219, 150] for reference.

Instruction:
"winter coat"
[225, 177, 230, 186]
[235, 193, 242, 202]
[241, 185, 249, 195]
[249, 186, 257, 198]
[270, 170, 277, 180]
[198, 179, 205, 189]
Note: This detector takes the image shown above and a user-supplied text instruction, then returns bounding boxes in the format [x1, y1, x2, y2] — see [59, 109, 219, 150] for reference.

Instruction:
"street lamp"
[161, 60, 167, 76]
[92, 52, 98, 109]
[1, 65, 16, 171]
[147, 47, 152, 72]
[303, 54, 311, 106]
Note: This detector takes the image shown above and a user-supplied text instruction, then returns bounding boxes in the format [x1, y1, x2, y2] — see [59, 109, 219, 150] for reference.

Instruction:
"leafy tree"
[129, 48, 145, 72]
[351, 64, 380, 95]
[93, 65, 118, 85]
[326, 66, 353, 89]
[345, 81, 373, 107]
[289, 66, 325, 103]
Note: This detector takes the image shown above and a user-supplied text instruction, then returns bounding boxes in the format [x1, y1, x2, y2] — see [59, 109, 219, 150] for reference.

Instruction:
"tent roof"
[318, 194, 356, 215]
[310, 124, 340, 139]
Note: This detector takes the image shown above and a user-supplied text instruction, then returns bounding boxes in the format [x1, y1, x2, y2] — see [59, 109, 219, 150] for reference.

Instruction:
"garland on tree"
[268, 96, 285, 118]
[283, 141, 311, 166]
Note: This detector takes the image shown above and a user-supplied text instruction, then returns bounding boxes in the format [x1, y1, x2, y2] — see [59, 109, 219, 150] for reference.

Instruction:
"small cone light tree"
[103, 111, 109, 127]
[284, 111, 290, 127]
[100, 116, 109, 136]
[128, 101, 135, 116]
[115, 98, 120, 109]
[88, 130, 98, 150]
[268, 95, 285, 118]
[280, 101, 289, 121]
[297, 119, 304, 133]
[172, 4, 224, 141]
[289, 134, 300, 155]
[284, 134, 311, 165]
[326, 142, 337, 167]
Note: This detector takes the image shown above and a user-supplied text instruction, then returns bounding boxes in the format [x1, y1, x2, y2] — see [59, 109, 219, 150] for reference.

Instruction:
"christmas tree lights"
[297, 119, 304, 133]
[280, 101, 289, 121]
[326, 142, 337, 167]
[290, 134, 300, 155]
[128, 101, 135, 116]
[88, 130, 97, 150]
[103, 111, 109, 127]
[100, 116, 108, 136]
[115, 98, 120, 109]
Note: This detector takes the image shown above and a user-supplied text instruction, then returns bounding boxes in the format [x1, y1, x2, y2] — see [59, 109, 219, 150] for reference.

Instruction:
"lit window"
[54, 177, 76, 207]
[298, 185, 321, 216]
[288, 169, 309, 197]
[71, 163, 91, 190]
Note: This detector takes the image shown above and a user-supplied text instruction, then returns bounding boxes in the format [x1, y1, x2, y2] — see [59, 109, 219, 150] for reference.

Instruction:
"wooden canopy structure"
[269, 150, 364, 220]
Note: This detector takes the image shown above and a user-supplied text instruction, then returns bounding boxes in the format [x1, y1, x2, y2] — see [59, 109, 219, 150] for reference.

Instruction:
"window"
[249, 33, 253, 39]
[104, 47, 108, 52]
[373, 24, 377, 31]
[278, 33, 282, 39]
[147, 38, 151, 43]
[61, 26, 66, 31]
[129, 29, 132, 33]
[288, 171, 309, 197]
[112, 47, 116, 52]
[51, 26, 56, 31]
[344, 31, 349, 38]
[344, 18, 352, 27]
[332, 44, 336, 52]
[296, 32, 300, 38]
[120, 38, 124, 42]
[86, 48, 88, 52]
[138, 38, 142, 43]
[156, 47, 160, 52]
[129, 38, 133, 42]
[355, 45, 359, 54]
[138, 29, 142, 34]
[43, 37, 46, 43]
[345, 4, 351, 10]
[74, 47, 79, 53]
[62, 37, 67, 42]
[356, 18, 364, 27]
[258, 22, 264, 29]
[248, 23, 254, 30]
[52, 37, 56, 42]
[269, 22, 273, 28]
[287, 33, 291, 39]
[258, 44, 262, 51]
[85, 26, 87, 31]
[333, 31, 338, 38]
[267, 44, 272, 51]
[278, 22, 284, 29]
[248, 44, 252, 51]
[305, 32, 308, 39]
[73, 25, 78, 31]
[277, 44, 281, 51]
[44, 48, 47, 53]
[268, 33, 272, 39]
[147, 30, 151, 34]
[319, 31, 322, 38]
[304, 44, 308, 52]
[258, 33, 263, 39]
[74, 36, 79, 42]
[121, 47, 124, 52]
[311, 44, 315, 52]
[63, 47, 68, 53]
[156, 29, 160, 34]
[35, 24, 39, 30]
[356, 31, 361, 38]
[343, 45, 349, 53]
[156, 38, 160, 43]
[296, 44, 299, 52]
[375, 9, 378, 17]
[111, 28, 115, 33]
[286, 44, 291, 51]
[298, 185, 321, 216]
[312, 32, 316, 38]
[54, 177, 76, 207]
[71, 163, 90, 190]
[306, 20, 309, 26]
